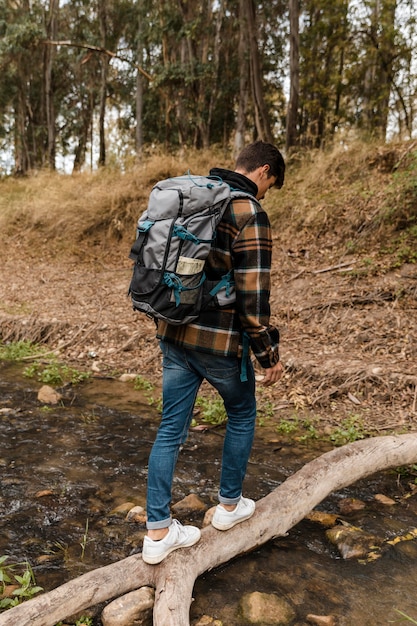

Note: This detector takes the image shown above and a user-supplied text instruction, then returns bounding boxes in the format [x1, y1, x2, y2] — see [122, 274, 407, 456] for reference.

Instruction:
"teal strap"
[163, 271, 206, 307]
[209, 270, 234, 297]
[240, 332, 250, 382]
[172, 224, 213, 245]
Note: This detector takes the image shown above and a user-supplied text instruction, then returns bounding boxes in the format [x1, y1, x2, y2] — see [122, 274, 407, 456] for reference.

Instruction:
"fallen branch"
[1, 434, 417, 626]
[312, 260, 356, 274]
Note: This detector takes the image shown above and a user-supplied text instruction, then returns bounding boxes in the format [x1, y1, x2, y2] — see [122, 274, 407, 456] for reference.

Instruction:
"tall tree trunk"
[44, 0, 59, 170]
[286, 0, 300, 151]
[72, 96, 93, 173]
[98, 0, 109, 166]
[135, 1, 144, 158]
[14, 89, 30, 175]
[363, 0, 397, 139]
[234, 0, 250, 155]
[242, 0, 274, 142]
[1, 434, 416, 626]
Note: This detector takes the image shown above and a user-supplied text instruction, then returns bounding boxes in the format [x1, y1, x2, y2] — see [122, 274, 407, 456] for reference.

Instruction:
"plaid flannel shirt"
[156, 168, 280, 369]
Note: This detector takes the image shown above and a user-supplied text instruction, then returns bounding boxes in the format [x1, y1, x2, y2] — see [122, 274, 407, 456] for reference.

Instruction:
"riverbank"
[1, 141, 417, 438]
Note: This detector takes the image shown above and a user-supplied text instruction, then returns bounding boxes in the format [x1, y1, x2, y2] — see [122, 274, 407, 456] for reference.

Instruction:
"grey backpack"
[128, 174, 248, 325]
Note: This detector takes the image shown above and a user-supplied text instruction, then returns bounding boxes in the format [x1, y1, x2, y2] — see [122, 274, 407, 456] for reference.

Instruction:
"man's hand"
[258, 361, 284, 387]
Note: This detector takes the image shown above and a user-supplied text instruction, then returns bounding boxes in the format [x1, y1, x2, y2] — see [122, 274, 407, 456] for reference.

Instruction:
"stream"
[1, 360, 417, 625]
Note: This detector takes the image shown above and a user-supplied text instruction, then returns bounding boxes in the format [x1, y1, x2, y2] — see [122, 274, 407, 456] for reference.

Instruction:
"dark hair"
[235, 140, 285, 188]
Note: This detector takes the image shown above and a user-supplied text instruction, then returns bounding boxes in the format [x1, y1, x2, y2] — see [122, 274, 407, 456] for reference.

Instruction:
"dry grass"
[266, 139, 417, 259]
[0, 147, 234, 251]
[0, 140, 416, 260]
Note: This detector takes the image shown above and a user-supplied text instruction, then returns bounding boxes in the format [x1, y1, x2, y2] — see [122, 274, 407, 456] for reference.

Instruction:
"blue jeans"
[146, 341, 256, 529]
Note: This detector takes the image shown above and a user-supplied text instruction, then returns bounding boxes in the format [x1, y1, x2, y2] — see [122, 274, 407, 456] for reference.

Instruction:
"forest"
[0, 0, 416, 175]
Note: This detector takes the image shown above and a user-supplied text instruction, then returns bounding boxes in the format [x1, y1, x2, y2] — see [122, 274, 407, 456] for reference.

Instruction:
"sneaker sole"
[142, 532, 201, 565]
[211, 510, 255, 531]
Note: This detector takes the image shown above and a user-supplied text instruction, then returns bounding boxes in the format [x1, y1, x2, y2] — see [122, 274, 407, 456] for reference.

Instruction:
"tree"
[44, 0, 59, 170]
[286, 0, 300, 150]
[298, 0, 350, 148]
[1, 434, 416, 626]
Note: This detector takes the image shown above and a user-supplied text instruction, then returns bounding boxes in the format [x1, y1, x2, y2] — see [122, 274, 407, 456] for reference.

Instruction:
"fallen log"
[1, 433, 417, 626]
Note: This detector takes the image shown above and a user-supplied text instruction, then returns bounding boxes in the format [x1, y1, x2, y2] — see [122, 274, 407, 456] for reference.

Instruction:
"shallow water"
[1, 361, 417, 625]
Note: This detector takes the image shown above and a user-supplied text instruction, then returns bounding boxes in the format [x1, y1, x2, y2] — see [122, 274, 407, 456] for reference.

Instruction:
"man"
[142, 140, 285, 565]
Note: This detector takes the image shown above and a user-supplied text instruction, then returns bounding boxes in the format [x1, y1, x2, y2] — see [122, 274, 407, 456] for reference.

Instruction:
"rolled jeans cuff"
[218, 491, 242, 505]
[146, 515, 172, 530]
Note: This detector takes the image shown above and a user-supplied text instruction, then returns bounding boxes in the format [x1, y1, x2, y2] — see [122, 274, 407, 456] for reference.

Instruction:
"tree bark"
[44, 0, 59, 170]
[234, 0, 250, 155]
[1, 434, 416, 626]
[98, 0, 109, 167]
[135, 0, 144, 158]
[286, 0, 300, 151]
[242, 0, 274, 142]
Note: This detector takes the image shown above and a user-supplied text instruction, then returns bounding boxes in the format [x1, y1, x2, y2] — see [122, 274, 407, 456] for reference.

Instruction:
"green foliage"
[257, 400, 275, 426]
[329, 415, 367, 446]
[0, 340, 43, 361]
[134, 375, 158, 407]
[23, 362, 90, 386]
[276, 416, 300, 436]
[275, 414, 320, 442]
[0, 556, 43, 611]
[394, 464, 417, 485]
[134, 375, 154, 393]
[80, 519, 90, 561]
[55, 618, 93, 626]
[195, 395, 227, 426]
[380, 151, 417, 259]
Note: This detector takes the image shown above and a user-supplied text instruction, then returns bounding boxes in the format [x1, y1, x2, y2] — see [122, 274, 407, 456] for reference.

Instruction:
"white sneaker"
[211, 497, 255, 531]
[142, 519, 201, 564]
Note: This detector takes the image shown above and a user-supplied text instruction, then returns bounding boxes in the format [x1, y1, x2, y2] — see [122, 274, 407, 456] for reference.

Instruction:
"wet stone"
[240, 591, 296, 625]
[109, 502, 137, 516]
[306, 615, 336, 626]
[193, 617, 223, 625]
[374, 493, 396, 506]
[125, 505, 146, 523]
[326, 524, 383, 559]
[338, 497, 366, 515]
[305, 511, 339, 527]
[202, 506, 216, 527]
[37, 384, 62, 405]
[172, 493, 207, 513]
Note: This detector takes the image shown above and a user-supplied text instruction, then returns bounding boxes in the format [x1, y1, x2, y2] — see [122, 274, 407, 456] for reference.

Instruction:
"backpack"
[128, 173, 249, 325]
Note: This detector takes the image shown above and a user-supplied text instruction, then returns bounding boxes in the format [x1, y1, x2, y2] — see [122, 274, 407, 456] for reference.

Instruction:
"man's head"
[235, 140, 285, 200]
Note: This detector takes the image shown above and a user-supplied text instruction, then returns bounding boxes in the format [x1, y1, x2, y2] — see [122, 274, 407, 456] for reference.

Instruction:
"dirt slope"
[1, 231, 416, 436]
[1, 142, 416, 436]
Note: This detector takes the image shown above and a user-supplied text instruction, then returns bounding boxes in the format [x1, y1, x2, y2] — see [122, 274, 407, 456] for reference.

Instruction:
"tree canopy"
[0, 0, 416, 174]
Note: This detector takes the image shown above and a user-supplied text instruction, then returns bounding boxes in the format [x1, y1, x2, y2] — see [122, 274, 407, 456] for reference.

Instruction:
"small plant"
[80, 519, 90, 561]
[298, 418, 319, 441]
[75, 617, 94, 626]
[23, 362, 90, 386]
[55, 617, 93, 626]
[258, 399, 274, 421]
[394, 464, 417, 484]
[0, 556, 43, 611]
[134, 375, 154, 392]
[276, 416, 299, 435]
[195, 395, 227, 426]
[134, 375, 158, 406]
[0, 340, 44, 361]
[392, 609, 417, 624]
[329, 415, 366, 446]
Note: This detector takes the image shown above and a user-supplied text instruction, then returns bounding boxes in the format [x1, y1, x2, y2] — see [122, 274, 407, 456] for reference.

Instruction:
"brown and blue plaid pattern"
[157, 194, 280, 369]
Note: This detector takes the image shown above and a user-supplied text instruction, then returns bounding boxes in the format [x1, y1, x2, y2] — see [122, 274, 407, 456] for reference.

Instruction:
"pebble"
[37, 385, 62, 405]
